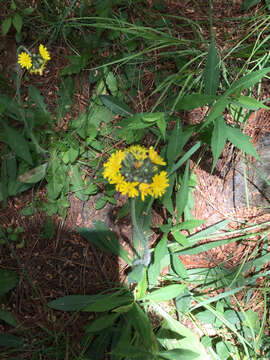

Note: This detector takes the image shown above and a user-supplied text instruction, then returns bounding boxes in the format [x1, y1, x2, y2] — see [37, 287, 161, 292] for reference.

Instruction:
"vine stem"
[130, 198, 150, 267]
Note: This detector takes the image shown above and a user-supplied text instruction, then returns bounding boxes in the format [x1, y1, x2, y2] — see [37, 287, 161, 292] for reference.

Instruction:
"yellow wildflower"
[103, 145, 169, 201]
[18, 52, 32, 70]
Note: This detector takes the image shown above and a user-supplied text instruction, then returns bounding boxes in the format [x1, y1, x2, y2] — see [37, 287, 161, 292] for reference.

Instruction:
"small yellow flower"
[103, 145, 169, 201]
[151, 171, 169, 198]
[139, 182, 153, 201]
[148, 147, 166, 165]
[39, 44, 51, 61]
[18, 52, 32, 70]
[119, 181, 139, 198]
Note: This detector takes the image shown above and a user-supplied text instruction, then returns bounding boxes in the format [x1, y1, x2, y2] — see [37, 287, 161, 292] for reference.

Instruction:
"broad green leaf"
[243, 309, 260, 331]
[224, 67, 270, 97]
[176, 160, 190, 221]
[175, 287, 191, 314]
[6, 156, 17, 180]
[234, 95, 269, 110]
[175, 94, 217, 110]
[211, 116, 227, 171]
[0, 310, 17, 327]
[241, 0, 261, 11]
[171, 254, 188, 279]
[226, 126, 260, 160]
[171, 230, 189, 247]
[2, 123, 33, 165]
[84, 313, 120, 332]
[141, 112, 164, 123]
[12, 13, 22, 33]
[158, 349, 199, 360]
[2, 17, 12, 35]
[100, 95, 133, 116]
[46, 161, 65, 200]
[84, 290, 133, 312]
[19, 163, 48, 184]
[152, 304, 209, 359]
[127, 303, 158, 353]
[142, 284, 186, 302]
[48, 294, 103, 311]
[70, 164, 87, 201]
[203, 37, 220, 95]
[105, 71, 118, 96]
[78, 221, 132, 265]
[0, 334, 24, 349]
[28, 85, 50, 114]
[111, 346, 154, 359]
[147, 236, 169, 288]
[157, 114, 166, 141]
[88, 104, 112, 125]
[95, 196, 107, 210]
[0, 269, 18, 295]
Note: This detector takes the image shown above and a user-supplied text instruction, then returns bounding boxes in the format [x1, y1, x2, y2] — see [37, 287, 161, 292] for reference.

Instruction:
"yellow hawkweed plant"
[17, 44, 51, 75]
[104, 145, 169, 271]
[103, 145, 169, 201]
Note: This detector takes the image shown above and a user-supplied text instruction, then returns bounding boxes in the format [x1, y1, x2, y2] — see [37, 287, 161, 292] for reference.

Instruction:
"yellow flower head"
[103, 145, 169, 201]
[18, 52, 32, 70]
[17, 44, 50, 75]
[39, 44, 51, 61]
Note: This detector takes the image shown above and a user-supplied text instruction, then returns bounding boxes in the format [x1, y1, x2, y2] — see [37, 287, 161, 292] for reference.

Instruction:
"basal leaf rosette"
[18, 44, 51, 75]
[103, 145, 169, 201]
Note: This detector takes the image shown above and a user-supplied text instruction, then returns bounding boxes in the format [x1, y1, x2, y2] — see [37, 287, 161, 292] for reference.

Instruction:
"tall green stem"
[130, 198, 150, 267]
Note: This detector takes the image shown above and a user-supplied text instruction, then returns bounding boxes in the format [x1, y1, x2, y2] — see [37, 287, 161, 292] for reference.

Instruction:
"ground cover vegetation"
[0, 0, 270, 359]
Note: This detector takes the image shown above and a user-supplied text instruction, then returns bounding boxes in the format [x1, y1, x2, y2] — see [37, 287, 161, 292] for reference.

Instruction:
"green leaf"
[2, 123, 33, 165]
[175, 287, 191, 314]
[78, 221, 132, 265]
[12, 13, 23, 33]
[171, 254, 188, 279]
[157, 114, 166, 141]
[241, 0, 261, 11]
[105, 71, 118, 96]
[111, 345, 154, 359]
[28, 85, 51, 116]
[95, 196, 108, 210]
[147, 236, 169, 288]
[176, 160, 190, 221]
[128, 264, 145, 284]
[85, 313, 120, 332]
[0, 269, 18, 296]
[234, 95, 269, 110]
[211, 116, 227, 171]
[166, 120, 183, 169]
[202, 96, 229, 128]
[0, 334, 24, 349]
[2, 17, 12, 35]
[100, 95, 133, 116]
[0, 310, 17, 327]
[226, 125, 260, 160]
[142, 284, 186, 302]
[19, 163, 48, 184]
[224, 67, 270, 97]
[70, 164, 87, 201]
[158, 349, 199, 360]
[175, 94, 217, 110]
[48, 294, 103, 311]
[127, 303, 158, 353]
[203, 37, 220, 95]
[171, 230, 189, 247]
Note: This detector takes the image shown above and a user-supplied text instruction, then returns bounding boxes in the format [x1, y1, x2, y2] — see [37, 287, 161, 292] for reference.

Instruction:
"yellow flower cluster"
[103, 145, 169, 201]
[18, 44, 51, 75]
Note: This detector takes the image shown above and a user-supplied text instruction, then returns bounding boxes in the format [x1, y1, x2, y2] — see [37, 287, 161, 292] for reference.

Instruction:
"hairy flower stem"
[130, 198, 150, 267]
[16, 46, 47, 156]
